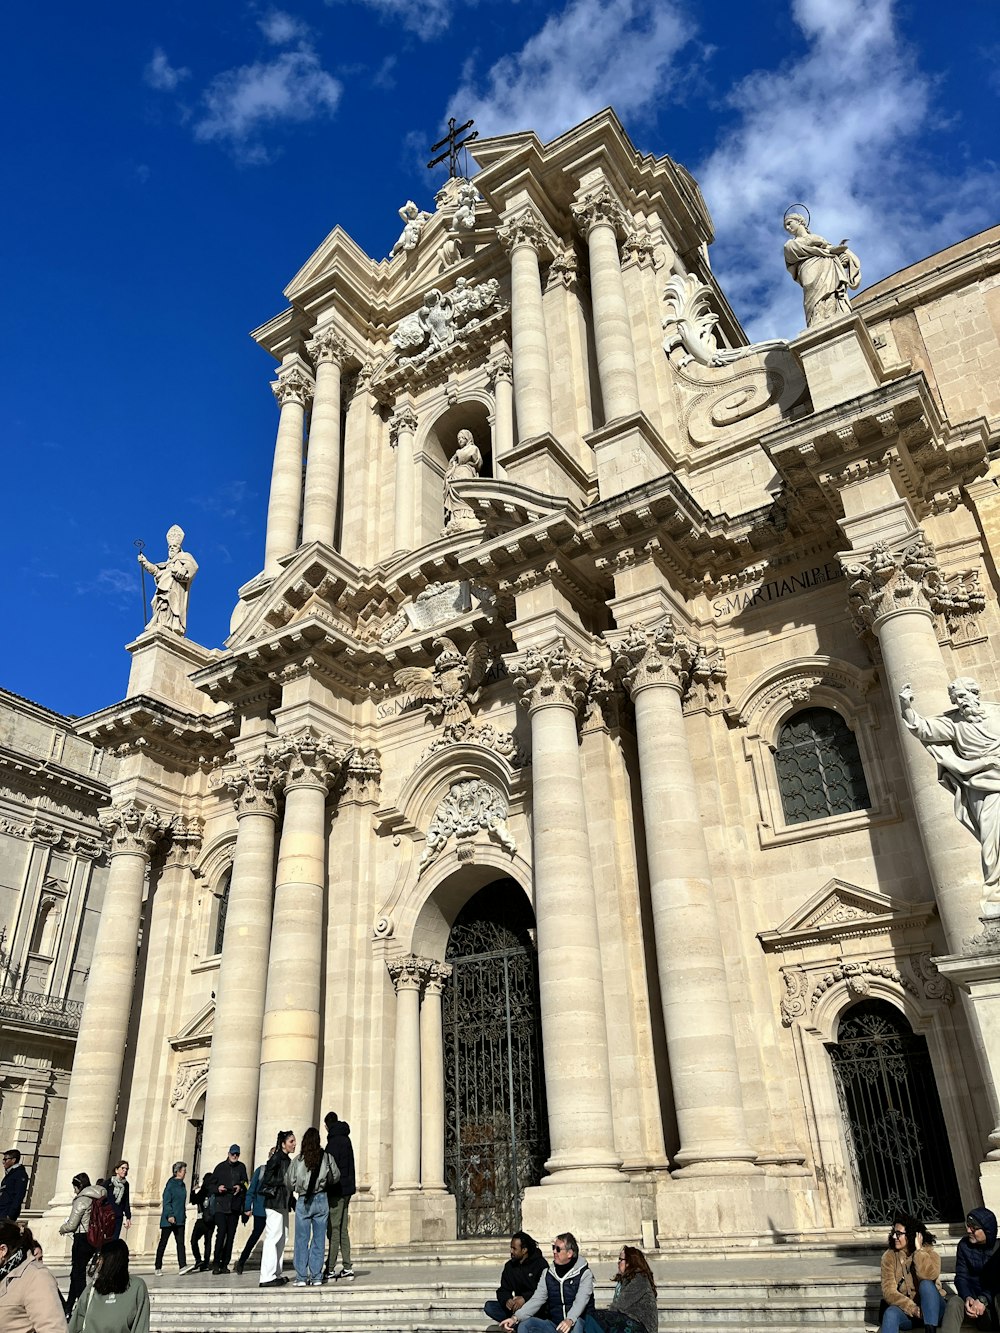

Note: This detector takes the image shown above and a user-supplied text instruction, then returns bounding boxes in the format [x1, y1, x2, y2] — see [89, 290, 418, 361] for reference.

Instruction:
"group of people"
[876, 1206, 999, 1333]
[152, 1111, 356, 1289]
[484, 1231, 658, 1333]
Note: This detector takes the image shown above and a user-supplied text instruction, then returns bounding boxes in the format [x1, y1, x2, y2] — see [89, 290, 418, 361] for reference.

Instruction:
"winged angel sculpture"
[393, 635, 490, 728]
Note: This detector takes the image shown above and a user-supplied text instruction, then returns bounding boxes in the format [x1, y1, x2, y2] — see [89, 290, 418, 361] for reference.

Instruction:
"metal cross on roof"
[427, 117, 479, 179]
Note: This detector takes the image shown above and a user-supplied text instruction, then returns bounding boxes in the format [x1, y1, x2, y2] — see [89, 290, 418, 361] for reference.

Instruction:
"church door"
[443, 880, 548, 1238]
[829, 1000, 962, 1224]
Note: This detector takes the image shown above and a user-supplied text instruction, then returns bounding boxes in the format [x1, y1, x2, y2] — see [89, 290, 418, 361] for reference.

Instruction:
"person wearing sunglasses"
[878, 1213, 945, 1333]
[499, 1232, 595, 1333]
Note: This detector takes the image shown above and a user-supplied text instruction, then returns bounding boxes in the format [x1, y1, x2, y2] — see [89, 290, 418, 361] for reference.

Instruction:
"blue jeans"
[881, 1280, 944, 1332]
[518, 1320, 563, 1333]
[484, 1299, 511, 1322]
[294, 1194, 329, 1282]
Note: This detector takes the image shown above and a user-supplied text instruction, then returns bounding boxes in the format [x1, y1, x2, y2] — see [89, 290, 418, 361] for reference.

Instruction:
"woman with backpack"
[68, 1239, 149, 1333]
[57, 1172, 109, 1313]
[258, 1130, 295, 1289]
[288, 1128, 340, 1287]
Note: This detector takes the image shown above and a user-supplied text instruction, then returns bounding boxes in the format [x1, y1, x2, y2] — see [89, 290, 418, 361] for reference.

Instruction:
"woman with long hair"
[0, 1219, 65, 1333]
[878, 1213, 945, 1333]
[106, 1161, 132, 1238]
[57, 1170, 108, 1312]
[68, 1238, 149, 1333]
[258, 1129, 295, 1289]
[287, 1126, 340, 1286]
[584, 1246, 658, 1333]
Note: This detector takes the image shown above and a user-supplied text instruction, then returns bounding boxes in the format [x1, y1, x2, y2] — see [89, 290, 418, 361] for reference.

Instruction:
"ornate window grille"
[775, 707, 871, 825]
[213, 873, 231, 956]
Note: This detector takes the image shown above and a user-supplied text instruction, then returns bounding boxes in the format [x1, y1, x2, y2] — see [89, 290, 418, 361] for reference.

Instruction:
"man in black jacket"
[0, 1149, 29, 1220]
[211, 1145, 249, 1274]
[323, 1112, 357, 1281]
[484, 1232, 548, 1325]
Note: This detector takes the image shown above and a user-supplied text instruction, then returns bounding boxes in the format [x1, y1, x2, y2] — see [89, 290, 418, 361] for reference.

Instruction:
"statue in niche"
[390, 200, 431, 258]
[900, 678, 1000, 898]
[442, 429, 482, 533]
[138, 524, 198, 635]
[783, 207, 861, 326]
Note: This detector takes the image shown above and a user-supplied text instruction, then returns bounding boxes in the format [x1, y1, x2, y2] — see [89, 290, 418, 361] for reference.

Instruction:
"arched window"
[213, 873, 231, 956]
[775, 707, 871, 825]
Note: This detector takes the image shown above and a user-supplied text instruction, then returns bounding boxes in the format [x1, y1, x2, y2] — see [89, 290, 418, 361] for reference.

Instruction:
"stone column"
[420, 961, 452, 1192]
[302, 328, 349, 548]
[841, 536, 985, 949]
[488, 352, 514, 468]
[51, 803, 172, 1201]
[498, 210, 553, 440]
[572, 186, 640, 421]
[256, 735, 347, 1157]
[201, 756, 281, 1169]
[390, 405, 418, 555]
[509, 639, 620, 1179]
[613, 621, 758, 1174]
[388, 955, 425, 1191]
[264, 364, 313, 578]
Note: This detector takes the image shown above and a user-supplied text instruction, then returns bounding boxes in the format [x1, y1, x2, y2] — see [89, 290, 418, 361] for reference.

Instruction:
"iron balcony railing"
[0, 987, 83, 1034]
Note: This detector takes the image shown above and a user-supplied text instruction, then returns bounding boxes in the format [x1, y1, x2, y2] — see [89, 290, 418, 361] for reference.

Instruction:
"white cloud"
[446, 0, 694, 141]
[258, 9, 311, 45]
[327, 0, 454, 41]
[194, 48, 342, 162]
[697, 0, 1000, 339]
[144, 48, 191, 91]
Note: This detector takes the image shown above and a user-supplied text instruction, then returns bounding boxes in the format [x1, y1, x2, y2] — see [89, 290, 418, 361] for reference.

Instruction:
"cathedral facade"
[30, 109, 1000, 1253]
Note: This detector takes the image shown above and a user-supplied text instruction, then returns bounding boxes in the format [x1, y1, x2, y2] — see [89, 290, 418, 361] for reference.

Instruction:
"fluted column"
[389, 955, 425, 1191]
[390, 405, 418, 554]
[420, 961, 452, 1191]
[51, 803, 172, 1201]
[572, 186, 639, 421]
[841, 536, 985, 949]
[202, 756, 281, 1169]
[302, 328, 349, 548]
[489, 352, 514, 469]
[256, 735, 347, 1157]
[613, 621, 757, 1174]
[509, 639, 620, 1179]
[264, 364, 314, 577]
[498, 210, 553, 440]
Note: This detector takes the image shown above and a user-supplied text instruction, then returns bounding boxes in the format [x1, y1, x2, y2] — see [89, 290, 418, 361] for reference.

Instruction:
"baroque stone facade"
[19, 109, 1000, 1254]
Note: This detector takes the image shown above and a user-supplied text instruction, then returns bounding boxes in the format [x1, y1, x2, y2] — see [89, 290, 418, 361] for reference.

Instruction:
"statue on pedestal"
[138, 525, 198, 635]
[900, 678, 1000, 896]
[442, 430, 482, 534]
[783, 207, 861, 326]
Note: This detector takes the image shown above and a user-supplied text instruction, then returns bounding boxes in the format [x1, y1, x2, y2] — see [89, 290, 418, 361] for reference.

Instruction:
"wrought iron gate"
[444, 884, 548, 1238]
[829, 1000, 961, 1225]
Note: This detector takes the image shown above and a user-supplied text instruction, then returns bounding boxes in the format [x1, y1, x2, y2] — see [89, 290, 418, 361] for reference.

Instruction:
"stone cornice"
[75, 697, 238, 770]
[0, 745, 111, 805]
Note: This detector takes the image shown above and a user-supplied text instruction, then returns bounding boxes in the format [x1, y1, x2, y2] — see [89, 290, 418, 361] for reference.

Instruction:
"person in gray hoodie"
[58, 1172, 107, 1312]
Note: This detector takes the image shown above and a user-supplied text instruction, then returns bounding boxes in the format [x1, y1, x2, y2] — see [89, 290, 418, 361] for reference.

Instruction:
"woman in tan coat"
[879, 1213, 945, 1333]
[0, 1220, 66, 1333]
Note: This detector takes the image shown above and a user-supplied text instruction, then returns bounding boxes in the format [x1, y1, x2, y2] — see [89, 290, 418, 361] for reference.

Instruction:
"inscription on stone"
[712, 561, 841, 620]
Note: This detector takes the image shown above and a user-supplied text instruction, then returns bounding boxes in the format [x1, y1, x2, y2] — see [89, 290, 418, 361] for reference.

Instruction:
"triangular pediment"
[759, 879, 936, 951]
[169, 999, 214, 1051]
[226, 545, 360, 652]
[284, 224, 380, 303]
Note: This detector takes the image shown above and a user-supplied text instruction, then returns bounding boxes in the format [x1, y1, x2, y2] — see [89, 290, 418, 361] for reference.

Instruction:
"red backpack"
[86, 1195, 117, 1249]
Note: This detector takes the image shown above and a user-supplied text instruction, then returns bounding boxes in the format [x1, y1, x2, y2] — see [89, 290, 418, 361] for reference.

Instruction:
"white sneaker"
[153, 1269, 163, 1277]
[340, 1267, 355, 1281]
[177, 1266, 194, 1275]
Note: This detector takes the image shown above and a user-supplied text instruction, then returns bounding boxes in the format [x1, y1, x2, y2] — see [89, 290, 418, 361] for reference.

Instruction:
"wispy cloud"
[145, 48, 191, 91]
[697, 0, 1000, 339]
[258, 9, 312, 45]
[77, 568, 139, 609]
[193, 47, 342, 163]
[447, 0, 695, 140]
[327, 0, 455, 41]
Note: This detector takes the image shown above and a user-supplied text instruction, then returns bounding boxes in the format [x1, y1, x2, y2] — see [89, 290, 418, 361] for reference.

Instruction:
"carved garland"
[779, 954, 953, 1027]
[417, 778, 516, 873]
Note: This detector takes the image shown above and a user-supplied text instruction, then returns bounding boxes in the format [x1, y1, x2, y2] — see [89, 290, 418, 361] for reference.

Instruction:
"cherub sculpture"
[390, 200, 431, 258]
[393, 635, 490, 727]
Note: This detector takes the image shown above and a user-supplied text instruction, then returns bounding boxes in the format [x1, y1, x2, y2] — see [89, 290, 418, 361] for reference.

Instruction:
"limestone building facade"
[32, 109, 1000, 1253]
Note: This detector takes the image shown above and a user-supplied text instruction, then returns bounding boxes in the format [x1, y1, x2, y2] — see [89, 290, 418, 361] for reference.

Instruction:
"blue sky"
[4, 0, 998, 717]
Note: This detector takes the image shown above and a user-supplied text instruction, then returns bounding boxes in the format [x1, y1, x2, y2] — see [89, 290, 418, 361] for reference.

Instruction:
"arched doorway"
[443, 878, 548, 1237]
[828, 999, 961, 1224]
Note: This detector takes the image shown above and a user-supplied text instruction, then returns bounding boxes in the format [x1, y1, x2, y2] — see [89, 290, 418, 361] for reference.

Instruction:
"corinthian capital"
[571, 184, 628, 240]
[306, 326, 350, 367]
[497, 206, 554, 258]
[389, 405, 418, 444]
[99, 801, 173, 857]
[840, 535, 946, 632]
[508, 637, 591, 713]
[387, 953, 433, 993]
[267, 732, 351, 791]
[611, 618, 695, 697]
[423, 960, 453, 996]
[223, 755, 281, 818]
[271, 366, 314, 408]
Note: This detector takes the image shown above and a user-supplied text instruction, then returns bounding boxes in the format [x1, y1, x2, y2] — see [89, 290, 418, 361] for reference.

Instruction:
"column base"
[541, 1147, 623, 1182]
[375, 1189, 457, 1245]
[520, 1176, 650, 1243]
[654, 1170, 822, 1238]
[981, 1157, 1000, 1217]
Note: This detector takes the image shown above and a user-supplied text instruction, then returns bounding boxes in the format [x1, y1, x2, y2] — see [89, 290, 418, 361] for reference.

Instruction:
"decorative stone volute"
[840, 535, 945, 632]
[508, 637, 591, 714]
[306, 326, 350, 367]
[612, 619, 696, 697]
[267, 732, 351, 791]
[99, 801, 173, 857]
[271, 365, 315, 408]
[223, 755, 281, 819]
